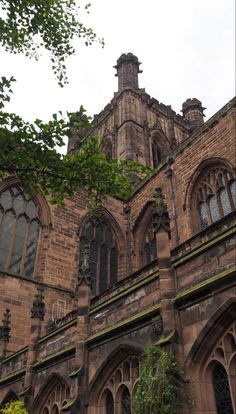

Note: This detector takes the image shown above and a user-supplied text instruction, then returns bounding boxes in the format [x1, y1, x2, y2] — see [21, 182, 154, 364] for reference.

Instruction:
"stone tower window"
[195, 166, 236, 229]
[0, 184, 40, 276]
[80, 219, 118, 296]
[212, 363, 234, 413]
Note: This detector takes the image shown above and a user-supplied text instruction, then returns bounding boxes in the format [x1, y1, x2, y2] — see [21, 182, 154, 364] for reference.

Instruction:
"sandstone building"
[0, 53, 235, 413]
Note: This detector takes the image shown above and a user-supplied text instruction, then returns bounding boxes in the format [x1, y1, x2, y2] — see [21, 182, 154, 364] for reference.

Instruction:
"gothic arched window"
[40, 381, 70, 414]
[80, 219, 118, 296]
[0, 184, 41, 276]
[144, 220, 157, 265]
[195, 166, 236, 230]
[212, 363, 233, 414]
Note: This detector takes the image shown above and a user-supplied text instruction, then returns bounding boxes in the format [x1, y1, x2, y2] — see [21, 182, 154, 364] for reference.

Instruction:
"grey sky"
[1, 0, 235, 128]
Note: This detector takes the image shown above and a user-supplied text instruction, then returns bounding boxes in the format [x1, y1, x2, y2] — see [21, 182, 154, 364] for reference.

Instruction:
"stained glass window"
[106, 390, 114, 414]
[195, 166, 236, 230]
[212, 363, 233, 414]
[0, 185, 40, 276]
[80, 219, 118, 296]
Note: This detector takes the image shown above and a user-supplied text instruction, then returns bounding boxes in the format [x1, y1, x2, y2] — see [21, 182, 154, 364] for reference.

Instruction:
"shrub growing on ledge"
[134, 344, 184, 414]
[0, 401, 28, 414]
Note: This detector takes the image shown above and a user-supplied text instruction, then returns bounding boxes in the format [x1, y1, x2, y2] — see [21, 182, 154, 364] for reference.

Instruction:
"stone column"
[153, 188, 176, 335]
[24, 286, 45, 401]
[74, 243, 92, 414]
[0, 309, 11, 359]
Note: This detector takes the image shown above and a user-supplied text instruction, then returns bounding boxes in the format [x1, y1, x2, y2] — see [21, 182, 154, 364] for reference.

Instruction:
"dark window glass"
[152, 143, 161, 168]
[0, 185, 40, 276]
[198, 202, 208, 229]
[99, 244, 108, 292]
[212, 363, 233, 414]
[121, 387, 131, 414]
[80, 219, 118, 296]
[106, 390, 114, 414]
[110, 247, 118, 284]
[0, 211, 15, 268]
[209, 196, 220, 222]
[220, 189, 231, 216]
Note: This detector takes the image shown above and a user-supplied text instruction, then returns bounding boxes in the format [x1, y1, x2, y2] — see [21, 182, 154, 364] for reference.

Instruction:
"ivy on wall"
[0, 401, 28, 414]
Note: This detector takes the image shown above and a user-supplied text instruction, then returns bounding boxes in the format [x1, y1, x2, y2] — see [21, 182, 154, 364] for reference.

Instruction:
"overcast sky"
[1, 0, 235, 130]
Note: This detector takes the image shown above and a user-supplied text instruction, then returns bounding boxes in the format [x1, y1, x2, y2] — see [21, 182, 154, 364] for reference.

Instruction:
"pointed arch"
[0, 390, 19, 407]
[186, 298, 236, 412]
[31, 372, 71, 414]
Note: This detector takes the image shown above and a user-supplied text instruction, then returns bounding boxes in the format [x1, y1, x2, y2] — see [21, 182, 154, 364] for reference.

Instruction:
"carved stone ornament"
[77, 243, 91, 288]
[152, 188, 170, 234]
[31, 286, 45, 320]
[0, 309, 11, 342]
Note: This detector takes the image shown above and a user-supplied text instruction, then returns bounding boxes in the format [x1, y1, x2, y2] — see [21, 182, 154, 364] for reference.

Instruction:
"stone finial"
[0, 309, 11, 343]
[152, 188, 170, 233]
[77, 243, 91, 288]
[182, 98, 206, 128]
[31, 286, 45, 320]
[114, 52, 142, 92]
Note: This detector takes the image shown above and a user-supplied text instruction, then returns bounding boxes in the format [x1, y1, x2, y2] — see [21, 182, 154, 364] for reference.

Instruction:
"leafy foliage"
[0, 76, 150, 206]
[0, 0, 104, 86]
[0, 400, 28, 414]
[134, 345, 184, 414]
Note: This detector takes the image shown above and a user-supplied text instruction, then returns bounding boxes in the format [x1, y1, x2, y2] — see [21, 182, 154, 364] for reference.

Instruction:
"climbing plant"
[134, 344, 184, 414]
[0, 401, 28, 414]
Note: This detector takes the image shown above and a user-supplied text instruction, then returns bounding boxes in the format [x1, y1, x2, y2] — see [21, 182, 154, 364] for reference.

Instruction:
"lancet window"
[80, 219, 118, 296]
[195, 166, 236, 229]
[0, 184, 41, 276]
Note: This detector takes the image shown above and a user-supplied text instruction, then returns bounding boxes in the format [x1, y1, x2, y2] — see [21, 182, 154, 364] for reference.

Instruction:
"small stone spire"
[114, 52, 142, 92]
[182, 98, 206, 129]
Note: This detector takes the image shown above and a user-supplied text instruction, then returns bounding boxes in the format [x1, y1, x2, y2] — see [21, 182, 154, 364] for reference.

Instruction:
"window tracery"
[205, 320, 236, 413]
[0, 184, 41, 276]
[80, 219, 118, 296]
[195, 166, 236, 229]
[100, 356, 140, 414]
[41, 382, 70, 414]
